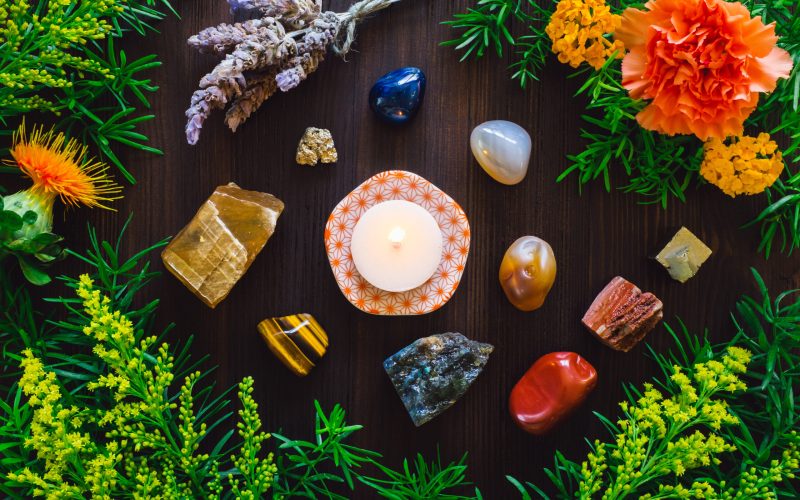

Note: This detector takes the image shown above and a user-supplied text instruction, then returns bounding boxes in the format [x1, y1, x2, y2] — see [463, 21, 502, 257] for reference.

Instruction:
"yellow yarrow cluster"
[700, 133, 785, 197]
[545, 0, 625, 70]
[578, 346, 751, 498]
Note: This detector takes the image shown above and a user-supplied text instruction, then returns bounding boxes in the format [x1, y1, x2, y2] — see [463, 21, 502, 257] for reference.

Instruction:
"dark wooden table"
[60, 0, 799, 496]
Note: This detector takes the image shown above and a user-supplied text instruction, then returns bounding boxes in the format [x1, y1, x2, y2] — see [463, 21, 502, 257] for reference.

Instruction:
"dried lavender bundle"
[228, 0, 322, 28]
[185, 0, 403, 145]
[188, 18, 277, 56]
[225, 70, 278, 131]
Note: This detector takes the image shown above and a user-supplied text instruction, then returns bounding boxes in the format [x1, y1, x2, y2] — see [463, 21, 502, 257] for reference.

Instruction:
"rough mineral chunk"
[295, 127, 337, 166]
[162, 183, 284, 308]
[384, 332, 493, 426]
[582, 277, 663, 352]
[258, 314, 328, 376]
[655, 227, 712, 283]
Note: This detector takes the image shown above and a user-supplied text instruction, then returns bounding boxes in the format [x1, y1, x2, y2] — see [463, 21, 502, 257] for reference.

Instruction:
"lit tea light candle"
[351, 200, 443, 292]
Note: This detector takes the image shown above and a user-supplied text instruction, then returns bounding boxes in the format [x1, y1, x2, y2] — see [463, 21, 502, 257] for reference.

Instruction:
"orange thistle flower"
[6, 122, 122, 210]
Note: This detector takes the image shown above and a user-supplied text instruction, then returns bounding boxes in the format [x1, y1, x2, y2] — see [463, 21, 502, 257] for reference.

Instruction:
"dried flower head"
[7, 122, 122, 209]
[700, 133, 784, 197]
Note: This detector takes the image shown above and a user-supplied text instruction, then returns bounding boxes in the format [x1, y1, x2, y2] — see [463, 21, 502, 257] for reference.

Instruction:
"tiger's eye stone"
[258, 314, 328, 376]
[509, 352, 597, 435]
[162, 183, 284, 308]
[499, 236, 557, 311]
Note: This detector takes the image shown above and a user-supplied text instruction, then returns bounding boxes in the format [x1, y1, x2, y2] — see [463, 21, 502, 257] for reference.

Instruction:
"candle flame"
[388, 226, 406, 248]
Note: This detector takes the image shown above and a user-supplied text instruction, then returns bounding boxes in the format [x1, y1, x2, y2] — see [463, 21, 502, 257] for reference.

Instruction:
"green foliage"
[359, 452, 480, 500]
[0, 194, 64, 286]
[0, 222, 479, 498]
[744, 167, 800, 258]
[557, 60, 704, 207]
[0, 0, 176, 183]
[441, 0, 553, 88]
[510, 269, 800, 498]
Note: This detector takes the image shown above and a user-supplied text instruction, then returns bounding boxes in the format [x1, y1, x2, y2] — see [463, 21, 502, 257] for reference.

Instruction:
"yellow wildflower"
[545, 0, 625, 70]
[700, 133, 785, 197]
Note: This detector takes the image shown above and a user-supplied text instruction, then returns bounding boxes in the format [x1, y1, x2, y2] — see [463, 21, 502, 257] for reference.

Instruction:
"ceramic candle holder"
[324, 170, 471, 315]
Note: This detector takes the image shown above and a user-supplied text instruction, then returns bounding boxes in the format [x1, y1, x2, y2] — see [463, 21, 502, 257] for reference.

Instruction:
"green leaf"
[17, 256, 51, 285]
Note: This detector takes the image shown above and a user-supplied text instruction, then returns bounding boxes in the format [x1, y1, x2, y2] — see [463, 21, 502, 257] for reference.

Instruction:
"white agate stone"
[470, 120, 531, 185]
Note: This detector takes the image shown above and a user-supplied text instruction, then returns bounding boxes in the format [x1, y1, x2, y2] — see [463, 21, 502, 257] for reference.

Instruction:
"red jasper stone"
[509, 352, 597, 435]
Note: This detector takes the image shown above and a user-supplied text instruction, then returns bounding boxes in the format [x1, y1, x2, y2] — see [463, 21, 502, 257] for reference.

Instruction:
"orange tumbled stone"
[509, 352, 597, 435]
[499, 236, 557, 311]
[162, 183, 284, 308]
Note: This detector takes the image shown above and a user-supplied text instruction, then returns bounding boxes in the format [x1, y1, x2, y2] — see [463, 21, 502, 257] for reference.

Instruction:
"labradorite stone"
[383, 332, 493, 426]
[369, 67, 426, 124]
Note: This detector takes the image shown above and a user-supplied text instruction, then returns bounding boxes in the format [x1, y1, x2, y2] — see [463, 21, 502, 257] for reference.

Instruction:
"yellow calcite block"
[162, 183, 284, 308]
[655, 227, 712, 283]
[258, 314, 329, 376]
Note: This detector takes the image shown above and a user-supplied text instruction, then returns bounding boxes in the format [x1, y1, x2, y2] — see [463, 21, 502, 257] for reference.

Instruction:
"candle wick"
[388, 227, 406, 248]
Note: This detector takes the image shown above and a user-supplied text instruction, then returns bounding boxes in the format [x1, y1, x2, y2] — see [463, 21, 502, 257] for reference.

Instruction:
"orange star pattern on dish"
[324, 170, 471, 315]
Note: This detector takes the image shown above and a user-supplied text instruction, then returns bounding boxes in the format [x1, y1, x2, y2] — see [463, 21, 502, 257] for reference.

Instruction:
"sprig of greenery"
[358, 451, 480, 499]
[743, 167, 800, 258]
[441, 0, 553, 88]
[557, 60, 703, 207]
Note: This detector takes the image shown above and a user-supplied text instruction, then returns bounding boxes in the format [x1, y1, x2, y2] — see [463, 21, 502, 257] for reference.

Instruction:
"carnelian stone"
[509, 352, 597, 435]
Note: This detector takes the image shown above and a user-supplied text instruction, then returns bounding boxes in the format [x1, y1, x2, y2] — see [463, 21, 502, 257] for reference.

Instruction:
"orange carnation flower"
[616, 0, 793, 140]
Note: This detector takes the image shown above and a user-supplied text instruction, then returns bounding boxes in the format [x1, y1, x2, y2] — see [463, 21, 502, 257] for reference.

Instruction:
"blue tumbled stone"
[369, 67, 426, 124]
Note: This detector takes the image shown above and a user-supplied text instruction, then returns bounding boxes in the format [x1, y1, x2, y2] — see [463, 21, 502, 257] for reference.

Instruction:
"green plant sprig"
[557, 59, 704, 207]
[441, 0, 553, 88]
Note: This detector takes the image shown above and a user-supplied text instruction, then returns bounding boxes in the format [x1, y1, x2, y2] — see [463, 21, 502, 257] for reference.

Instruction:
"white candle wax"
[351, 200, 443, 292]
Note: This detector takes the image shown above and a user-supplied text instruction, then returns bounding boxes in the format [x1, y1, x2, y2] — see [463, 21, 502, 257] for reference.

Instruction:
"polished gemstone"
[470, 120, 531, 185]
[296, 127, 337, 166]
[384, 332, 493, 426]
[582, 277, 663, 352]
[499, 236, 556, 311]
[369, 67, 426, 124]
[655, 227, 712, 283]
[258, 314, 328, 376]
[509, 352, 597, 435]
[162, 183, 284, 308]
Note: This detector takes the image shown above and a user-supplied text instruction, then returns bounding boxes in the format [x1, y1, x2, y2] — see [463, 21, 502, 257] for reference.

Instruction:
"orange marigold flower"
[616, 0, 793, 141]
[6, 122, 121, 209]
[700, 133, 784, 197]
[546, 0, 625, 70]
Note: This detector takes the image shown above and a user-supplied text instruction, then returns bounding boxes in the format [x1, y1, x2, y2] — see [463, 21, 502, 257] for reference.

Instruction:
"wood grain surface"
[57, 0, 800, 496]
